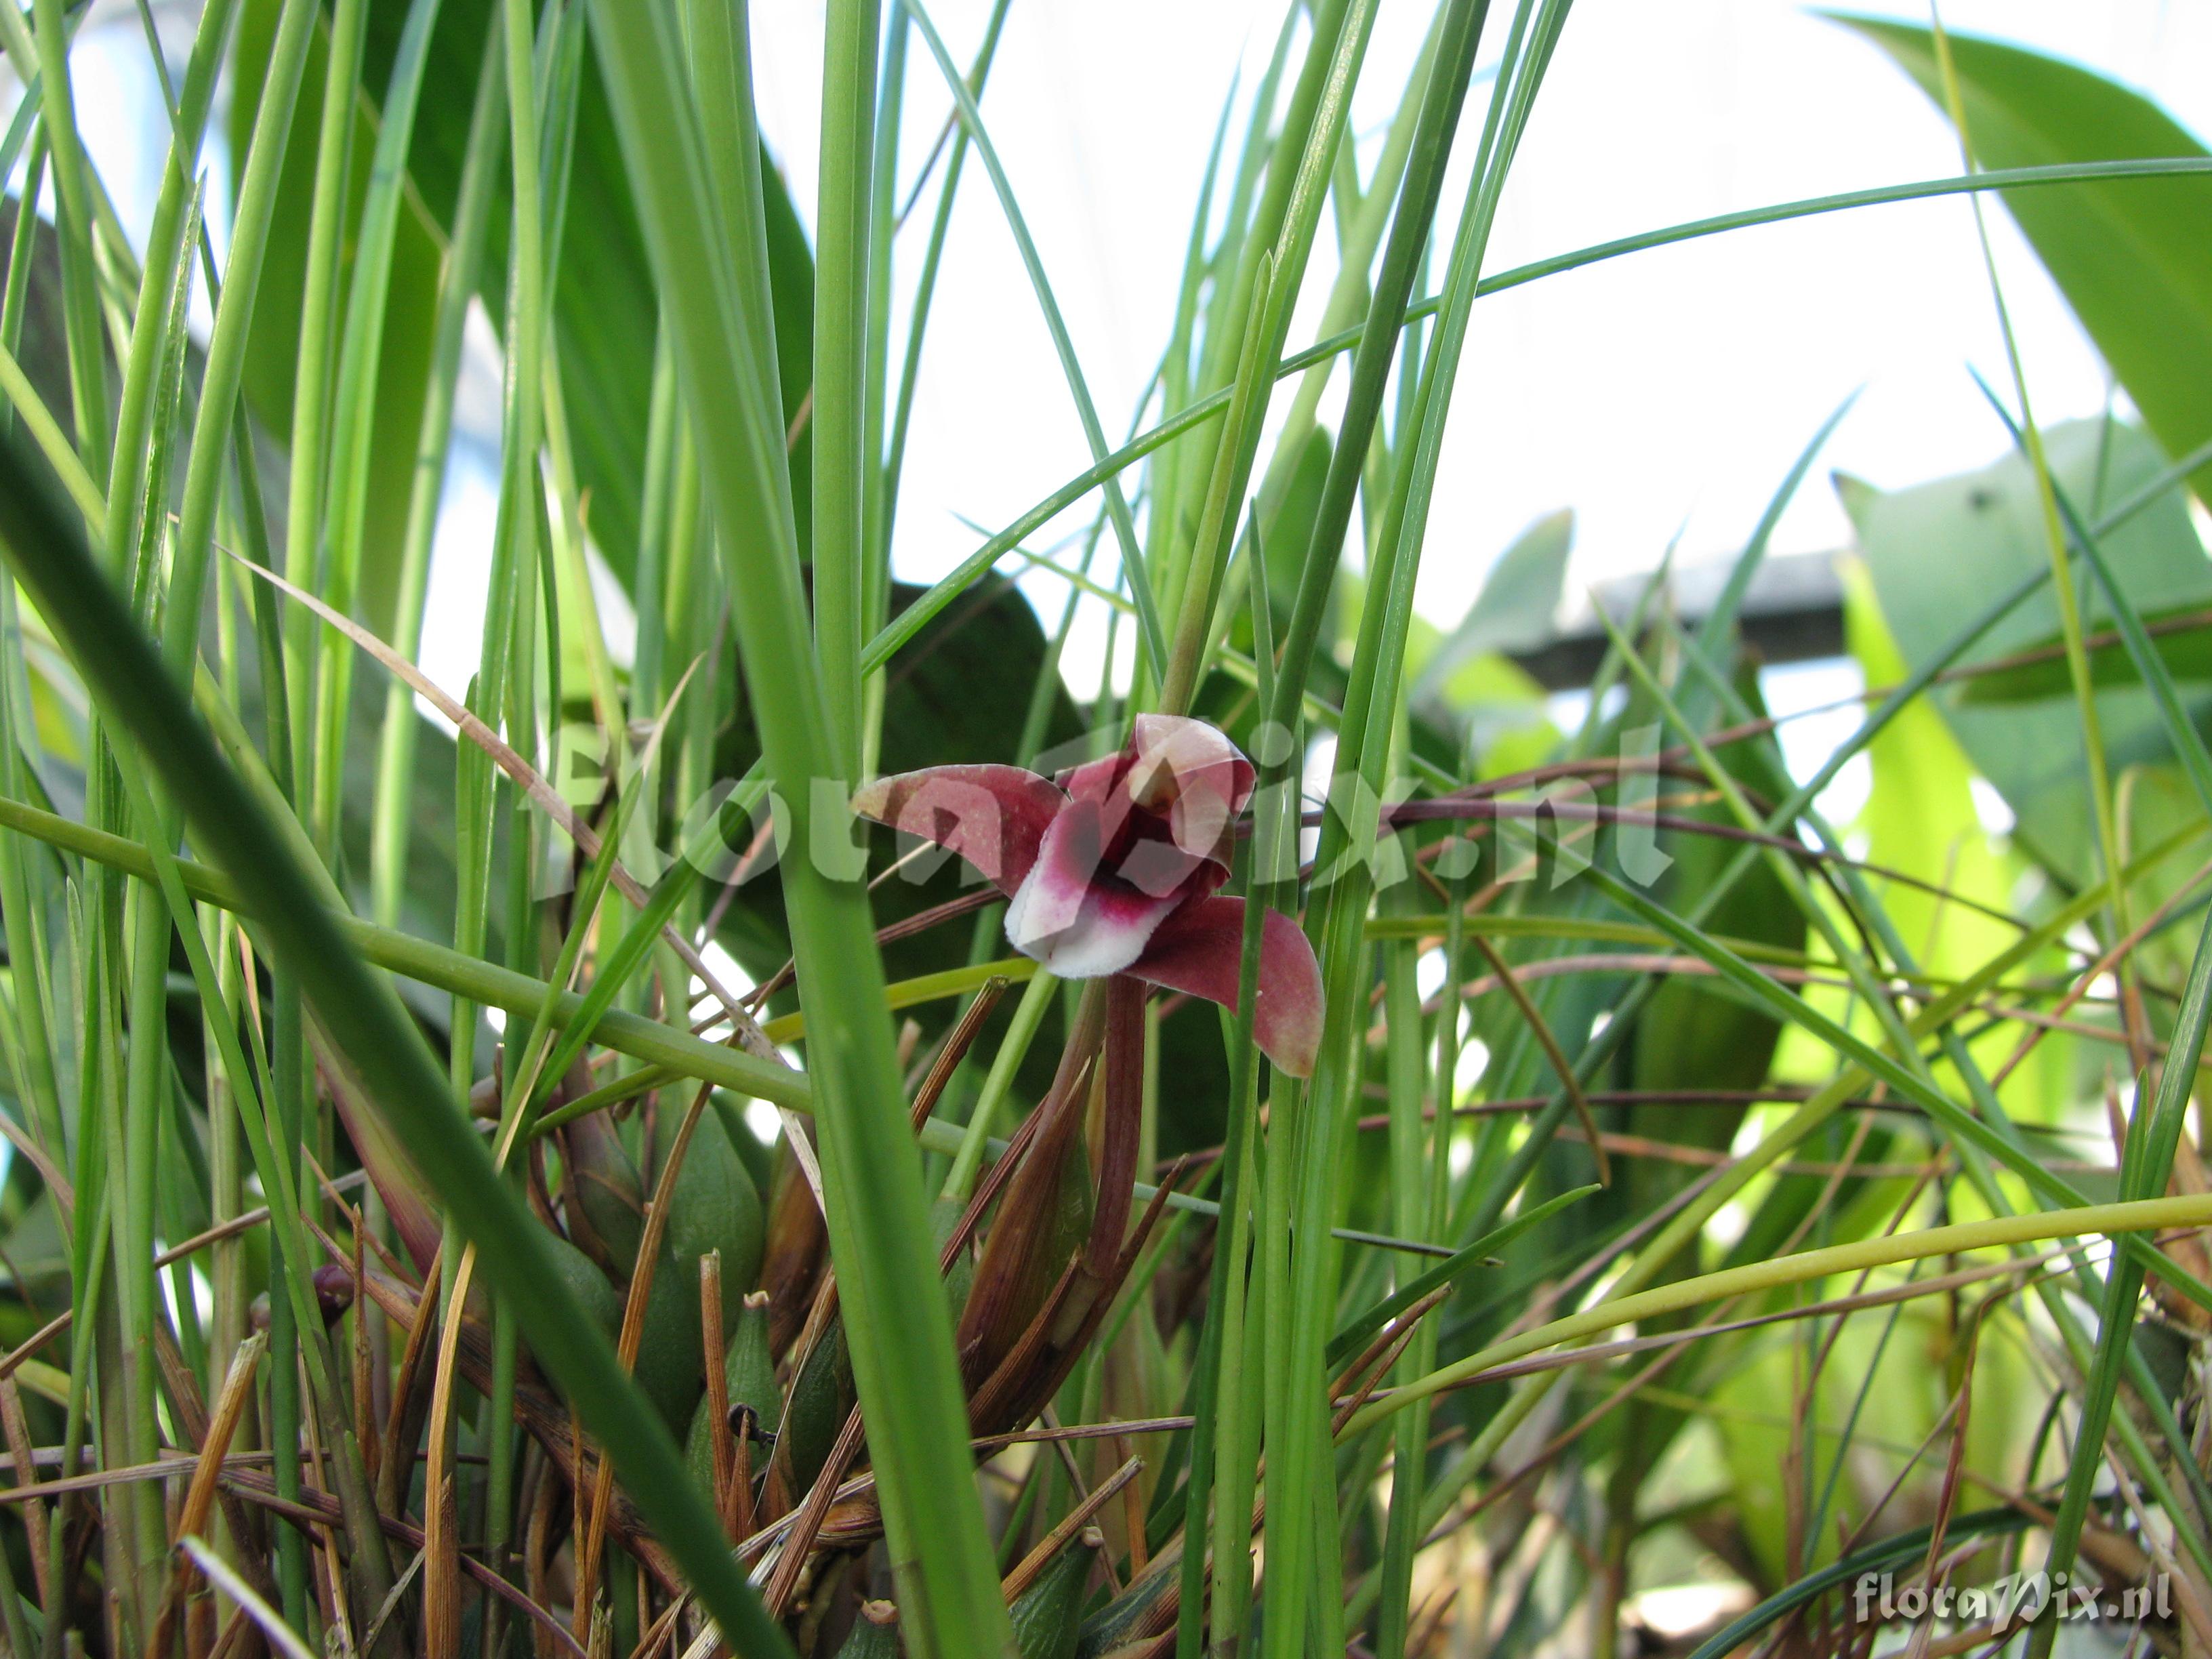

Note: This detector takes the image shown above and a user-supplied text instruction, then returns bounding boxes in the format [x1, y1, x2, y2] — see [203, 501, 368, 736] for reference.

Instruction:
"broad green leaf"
[1842, 565, 2018, 1001]
[2119, 763, 2212, 996]
[1629, 659, 1802, 1182]
[1256, 420, 1334, 640]
[230, 0, 441, 638]
[1837, 418, 2212, 887]
[1605, 659, 1806, 1523]
[1835, 14, 2212, 509]
[359, 0, 653, 583]
[1836, 560, 2064, 1128]
[1955, 600, 2212, 702]
[714, 575, 1082, 986]
[346, 0, 815, 587]
[0, 201, 73, 442]
[1439, 651, 1556, 778]
[1715, 1298, 2033, 1584]
[1410, 506, 1570, 707]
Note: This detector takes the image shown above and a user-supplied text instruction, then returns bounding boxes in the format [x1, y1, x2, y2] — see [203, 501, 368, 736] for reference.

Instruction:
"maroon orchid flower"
[851, 714, 1324, 1077]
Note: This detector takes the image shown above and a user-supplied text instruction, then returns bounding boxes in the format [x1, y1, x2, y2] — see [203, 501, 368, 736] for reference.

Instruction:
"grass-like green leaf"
[0, 424, 798, 1656]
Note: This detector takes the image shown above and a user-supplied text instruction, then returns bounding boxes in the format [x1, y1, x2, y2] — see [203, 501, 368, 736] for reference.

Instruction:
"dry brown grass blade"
[356, 1550, 427, 1659]
[0, 1174, 373, 1389]
[739, 1169, 1191, 1590]
[699, 1250, 733, 1536]
[200, 1601, 256, 1659]
[1330, 1289, 1450, 1437]
[527, 1446, 563, 1659]
[725, 1404, 758, 1544]
[626, 1591, 690, 1659]
[576, 1080, 717, 1636]
[375, 1242, 443, 1519]
[0, 1454, 243, 1502]
[298, 1143, 415, 1294]
[0, 1109, 70, 1214]
[179, 1537, 315, 1659]
[729, 1420, 1197, 1571]
[334, 1248, 687, 1590]
[1033, 1404, 1111, 1589]
[0, 1311, 70, 1387]
[1900, 1330, 1982, 1659]
[0, 1374, 51, 1611]
[1408, 1583, 1460, 1655]
[152, 1322, 280, 1607]
[1990, 851, 2212, 1090]
[423, 1261, 471, 1659]
[966, 1155, 1186, 1437]
[912, 975, 1013, 1131]
[146, 1333, 268, 1659]
[345, 1202, 379, 1497]
[1120, 1437, 1148, 1580]
[182, 1589, 215, 1659]
[970, 1416, 1196, 1454]
[216, 1468, 592, 1659]
[1002, 1458, 1134, 1603]
[298, 1395, 364, 1659]
[423, 1469, 462, 1657]
[764, 1405, 866, 1616]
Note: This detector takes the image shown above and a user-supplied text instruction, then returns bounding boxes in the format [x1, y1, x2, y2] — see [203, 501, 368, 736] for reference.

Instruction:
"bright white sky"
[34, 0, 2212, 708]
[750, 0, 2209, 665]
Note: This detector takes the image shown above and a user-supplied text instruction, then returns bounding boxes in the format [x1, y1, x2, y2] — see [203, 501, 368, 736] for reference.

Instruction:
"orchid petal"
[851, 764, 1067, 896]
[1054, 747, 1211, 899]
[1129, 895, 1324, 1078]
[1057, 752, 1128, 806]
[1114, 834, 1210, 899]
[1128, 714, 1254, 859]
[1004, 797, 1183, 977]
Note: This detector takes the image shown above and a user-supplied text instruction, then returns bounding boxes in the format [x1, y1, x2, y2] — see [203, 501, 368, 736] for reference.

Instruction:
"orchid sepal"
[1127, 895, 1323, 1078]
[849, 763, 1066, 895]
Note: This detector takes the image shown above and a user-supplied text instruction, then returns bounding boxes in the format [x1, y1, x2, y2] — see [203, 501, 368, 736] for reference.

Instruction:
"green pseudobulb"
[684, 1291, 777, 1499]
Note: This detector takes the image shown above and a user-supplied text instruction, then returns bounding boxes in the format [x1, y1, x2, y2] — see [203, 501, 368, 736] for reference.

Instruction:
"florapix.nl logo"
[1851, 1569, 2171, 1629]
[533, 716, 1680, 901]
